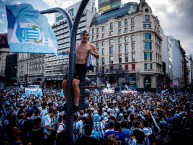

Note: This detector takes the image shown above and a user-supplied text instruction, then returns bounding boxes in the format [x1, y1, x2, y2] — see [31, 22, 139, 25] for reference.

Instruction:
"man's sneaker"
[71, 105, 79, 114]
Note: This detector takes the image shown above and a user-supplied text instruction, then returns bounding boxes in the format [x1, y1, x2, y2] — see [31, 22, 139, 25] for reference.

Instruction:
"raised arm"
[89, 43, 99, 59]
[61, 49, 70, 55]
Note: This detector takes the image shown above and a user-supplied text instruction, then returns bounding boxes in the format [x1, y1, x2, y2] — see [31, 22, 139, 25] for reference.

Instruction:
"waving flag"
[6, 4, 58, 54]
[60, 89, 64, 97]
[25, 88, 43, 97]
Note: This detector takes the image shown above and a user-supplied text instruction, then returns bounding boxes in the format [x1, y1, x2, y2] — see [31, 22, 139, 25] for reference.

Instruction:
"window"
[143, 24, 151, 29]
[144, 42, 152, 50]
[131, 17, 134, 24]
[102, 48, 104, 56]
[132, 53, 135, 61]
[119, 54, 122, 63]
[118, 45, 122, 53]
[125, 64, 128, 70]
[96, 59, 99, 65]
[109, 56, 113, 64]
[102, 26, 105, 32]
[131, 35, 135, 41]
[102, 57, 105, 64]
[110, 22, 113, 30]
[124, 18, 128, 26]
[131, 26, 134, 31]
[118, 37, 122, 44]
[132, 64, 135, 70]
[109, 39, 113, 46]
[125, 54, 128, 62]
[144, 52, 152, 61]
[92, 28, 94, 35]
[96, 42, 99, 48]
[118, 21, 121, 27]
[96, 35, 99, 39]
[144, 33, 151, 39]
[96, 28, 99, 33]
[131, 43, 135, 51]
[109, 31, 113, 36]
[102, 33, 104, 38]
[109, 47, 113, 55]
[118, 29, 121, 34]
[125, 36, 128, 43]
[125, 44, 128, 52]
[102, 41, 105, 47]
[124, 28, 128, 33]
[144, 63, 152, 70]
[144, 15, 150, 22]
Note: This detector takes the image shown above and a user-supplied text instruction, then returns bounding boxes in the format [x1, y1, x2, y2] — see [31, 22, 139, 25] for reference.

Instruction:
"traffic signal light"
[79, 77, 91, 109]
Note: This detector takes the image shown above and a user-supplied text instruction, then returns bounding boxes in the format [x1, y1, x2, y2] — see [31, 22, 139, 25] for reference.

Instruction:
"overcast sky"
[0, 0, 193, 55]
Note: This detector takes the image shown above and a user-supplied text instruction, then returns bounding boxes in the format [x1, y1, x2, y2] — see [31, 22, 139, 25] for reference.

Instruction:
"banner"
[25, 88, 43, 97]
[6, 4, 58, 54]
[98, 0, 121, 13]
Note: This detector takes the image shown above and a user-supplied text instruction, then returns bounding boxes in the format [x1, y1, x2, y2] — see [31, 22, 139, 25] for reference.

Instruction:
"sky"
[0, 0, 193, 55]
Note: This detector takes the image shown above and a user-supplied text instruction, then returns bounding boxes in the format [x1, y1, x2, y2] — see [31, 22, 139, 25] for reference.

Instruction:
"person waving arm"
[88, 43, 99, 59]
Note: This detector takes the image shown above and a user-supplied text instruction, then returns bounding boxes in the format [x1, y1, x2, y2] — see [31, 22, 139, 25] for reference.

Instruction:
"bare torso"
[76, 43, 91, 64]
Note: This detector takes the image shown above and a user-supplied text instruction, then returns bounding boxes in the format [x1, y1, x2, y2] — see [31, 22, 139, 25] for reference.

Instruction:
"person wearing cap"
[92, 113, 105, 140]
[61, 29, 99, 113]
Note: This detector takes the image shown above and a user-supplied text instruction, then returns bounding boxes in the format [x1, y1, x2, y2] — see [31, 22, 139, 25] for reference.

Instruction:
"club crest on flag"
[15, 23, 43, 44]
[6, 4, 58, 54]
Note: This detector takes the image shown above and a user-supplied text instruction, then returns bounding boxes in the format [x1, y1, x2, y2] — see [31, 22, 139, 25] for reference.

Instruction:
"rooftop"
[90, 2, 139, 26]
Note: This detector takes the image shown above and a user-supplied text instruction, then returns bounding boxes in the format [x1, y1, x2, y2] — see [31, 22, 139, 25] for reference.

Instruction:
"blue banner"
[25, 88, 43, 97]
[6, 4, 58, 54]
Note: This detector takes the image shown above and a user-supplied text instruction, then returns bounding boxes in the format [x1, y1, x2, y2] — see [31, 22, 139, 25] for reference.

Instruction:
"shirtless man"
[61, 30, 99, 113]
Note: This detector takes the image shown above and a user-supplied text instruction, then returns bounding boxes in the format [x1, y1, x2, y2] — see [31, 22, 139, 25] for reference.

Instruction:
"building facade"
[172, 40, 183, 87]
[17, 53, 45, 85]
[187, 54, 193, 84]
[5, 54, 17, 84]
[0, 33, 9, 82]
[89, 0, 163, 90]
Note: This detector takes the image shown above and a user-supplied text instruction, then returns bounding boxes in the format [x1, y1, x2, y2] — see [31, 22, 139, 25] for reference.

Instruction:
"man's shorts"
[64, 64, 87, 82]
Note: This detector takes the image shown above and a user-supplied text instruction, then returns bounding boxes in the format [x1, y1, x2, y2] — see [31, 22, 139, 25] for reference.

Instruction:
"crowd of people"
[0, 86, 192, 145]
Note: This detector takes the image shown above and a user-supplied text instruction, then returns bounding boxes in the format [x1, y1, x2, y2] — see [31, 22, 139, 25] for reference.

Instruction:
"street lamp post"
[40, 0, 89, 144]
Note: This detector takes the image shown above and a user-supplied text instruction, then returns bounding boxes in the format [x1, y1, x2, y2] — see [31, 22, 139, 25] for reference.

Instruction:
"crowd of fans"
[0, 86, 192, 145]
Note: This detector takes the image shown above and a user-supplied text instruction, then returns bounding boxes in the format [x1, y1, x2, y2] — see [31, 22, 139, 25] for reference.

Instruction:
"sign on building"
[98, 0, 121, 13]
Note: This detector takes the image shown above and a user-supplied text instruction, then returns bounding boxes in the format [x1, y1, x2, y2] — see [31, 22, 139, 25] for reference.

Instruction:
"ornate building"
[89, 0, 163, 90]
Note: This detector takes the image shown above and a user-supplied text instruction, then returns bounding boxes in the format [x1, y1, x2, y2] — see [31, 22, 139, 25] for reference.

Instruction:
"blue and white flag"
[60, 89, 64, 97]
[25, 88, 43, 97]
[6, 4, 58, 54]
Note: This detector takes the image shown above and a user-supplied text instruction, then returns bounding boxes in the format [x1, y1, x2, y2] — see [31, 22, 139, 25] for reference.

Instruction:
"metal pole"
[40, 8, 74, 144]
[66, 0, 89, 144]
[40, 1, 89, 143]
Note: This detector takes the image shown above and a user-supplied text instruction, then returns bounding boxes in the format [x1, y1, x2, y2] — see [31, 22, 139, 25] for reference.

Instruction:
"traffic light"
[79, 77, 91, 109]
